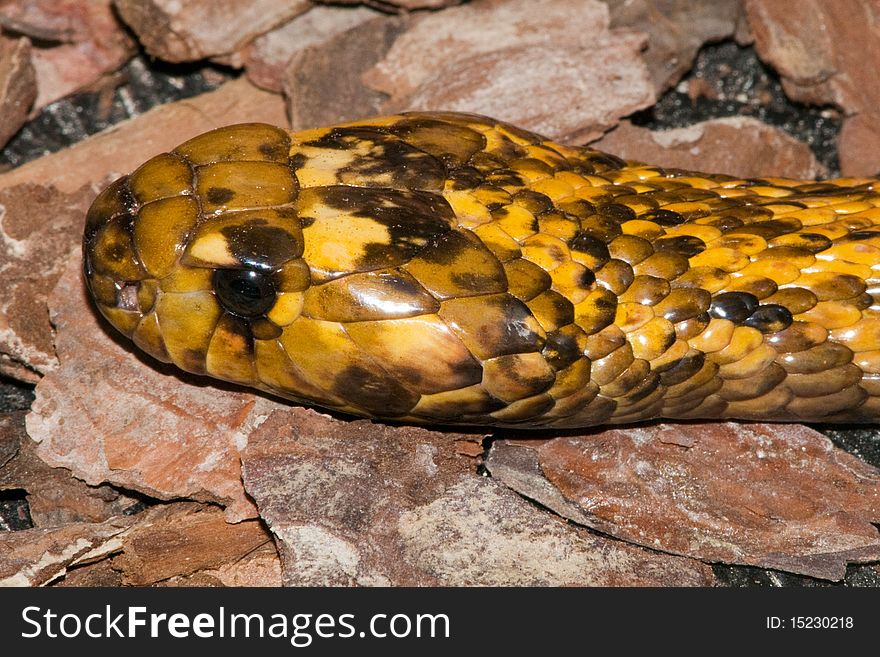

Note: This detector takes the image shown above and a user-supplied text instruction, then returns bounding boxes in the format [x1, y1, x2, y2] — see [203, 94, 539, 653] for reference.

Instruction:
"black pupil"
[213, 268, 276, 317]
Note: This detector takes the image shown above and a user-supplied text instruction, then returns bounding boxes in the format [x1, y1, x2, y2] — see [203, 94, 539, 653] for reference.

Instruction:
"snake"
[82, 111, 880, 428]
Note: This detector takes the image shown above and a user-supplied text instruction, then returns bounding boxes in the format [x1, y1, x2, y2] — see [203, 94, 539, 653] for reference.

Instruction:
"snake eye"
[213, 268, 276, 318]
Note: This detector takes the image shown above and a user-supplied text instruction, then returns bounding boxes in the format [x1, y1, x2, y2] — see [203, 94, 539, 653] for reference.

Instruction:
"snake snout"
[83, 177, 133, 259]
[82, 175, 153, 336]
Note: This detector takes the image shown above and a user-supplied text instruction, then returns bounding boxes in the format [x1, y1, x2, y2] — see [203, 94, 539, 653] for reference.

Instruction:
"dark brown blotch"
[578, 268, 596, 288]
[333, 364, 419, 416]
[766, 321, 825, 353]
[657, 351, 705, 384]
[557, 198, 596, 221]
[717, 205, 774, 224]
[642, 208, 686, 226]
[504, 258, 553, 301]
[568, 232, 610, 268]
[622, 370, 662, 404]
[512, 189, 554, 214]
[807, 273, 867, 301]
[527, 290, 575, 331]
[221, 219, 301, 271]
[259, 141, 287, 160]
[653, 235, 706, 258]
[315, 186, 455, 270]
[542, 326, 585, 370]
[470, 150, 514, 174]
[446, 166, 485, 190]
[593, 258, 635, 296]
[709, 291, 759, 323]
[485, 169, 525, 188]
[674, 313, 711, 341]
[846, 230, 880, 241]
[206, 187, 236, 205]
[774, 232, 833, 253]
[724, 276, 778, 300]
[289, 152, 307, 170]
[439, 293, 546, 360]
[853, 292, 874, 310]
[307, 127, 447, 190]
[251, 317, 283, 340]
[743, 304, 793, 333]
[706, 215, 744, 231]
[653, 288, 712, 324]
[87, 215, 146, 280]
[728, 218, 803, 240]
[574, 287, 618, 335]
[578, 213, 624, 243]
[403, 229, 507, 299]
[598, 202, 637, 223]
[580, 150, 626, 171]
[390, 117, 487, 166]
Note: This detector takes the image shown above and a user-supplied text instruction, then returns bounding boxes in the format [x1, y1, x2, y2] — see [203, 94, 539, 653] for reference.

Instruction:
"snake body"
[83, 112, 880, 427]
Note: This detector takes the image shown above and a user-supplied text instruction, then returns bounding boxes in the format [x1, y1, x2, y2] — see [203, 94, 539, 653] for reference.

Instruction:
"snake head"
[83, 115, 585, 422]
[82, 123, 312, 394]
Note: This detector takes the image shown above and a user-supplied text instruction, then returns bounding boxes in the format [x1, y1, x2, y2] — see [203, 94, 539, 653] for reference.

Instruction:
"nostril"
[116, 282, 140, 311]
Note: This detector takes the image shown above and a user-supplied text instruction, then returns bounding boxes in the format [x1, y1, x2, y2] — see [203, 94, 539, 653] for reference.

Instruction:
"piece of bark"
[838, 113, 880, 179]
[401, 39, 654, 143]
[114, 0, 311, 63]
[0, 412, 20, 468]
[0, 410, 139, 526]
[112, 504, 274, 585]
[0, 184, 91, 382]
[0, 36, 36, 149]
[603, 0, 743, 93]
[0, 0, 135, 110]
[364, 0, 654, 142]
[0, 516, 131, 586]
[284, 14, 411, 130]
[241, 408, 713, 586]
[157, 544, 283, 587]
[54, 515, 282, 587]
[26, 253, 277, 521]
[53, 557, 123, 586]
[0, 78, 286, 383]
[745, 0, 880, 176]
[244, 4, 379, 93]
[365, 0, 612, 98]
[593, 117, 825, 179]
[486, 422, 880, 580]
